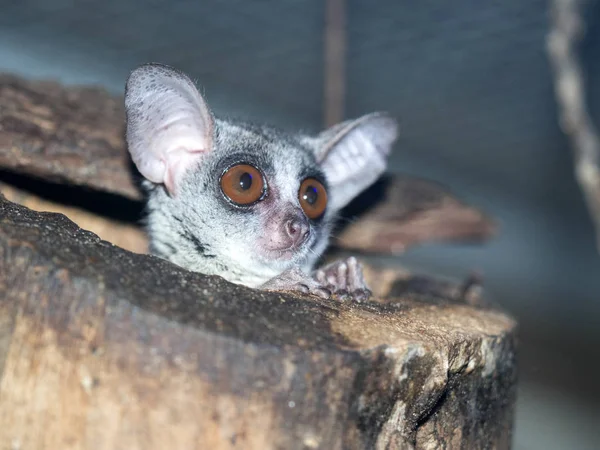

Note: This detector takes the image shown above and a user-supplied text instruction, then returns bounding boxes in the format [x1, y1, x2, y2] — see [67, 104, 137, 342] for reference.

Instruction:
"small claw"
[295, 283, 310, 294]
[326, 273, 337, 286]
[261, 267, 332, 299]
[333, 288, 371, 302]
[315, 269, 327, 284]
[345, 256, 365, 291]
[333, 289, 350, 301]
[312, 257, 372, 302]
[351, 288, 372, 302]
[313, 287, 332, 299]
[336, 262, 348, 290]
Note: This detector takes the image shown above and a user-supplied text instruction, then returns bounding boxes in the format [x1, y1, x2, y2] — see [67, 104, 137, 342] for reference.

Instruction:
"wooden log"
[0, 194, 517, 449]
[337, 177, 497, 255]
[0, 73, 139, 200]
[0, 180, 147, 254]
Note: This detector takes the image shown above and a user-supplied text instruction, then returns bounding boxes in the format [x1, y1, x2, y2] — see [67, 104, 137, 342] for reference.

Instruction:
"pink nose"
[285, 215, 310, 246]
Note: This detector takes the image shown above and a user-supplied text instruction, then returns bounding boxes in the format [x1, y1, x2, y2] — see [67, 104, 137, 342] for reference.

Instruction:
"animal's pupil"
[304, 186, 318, 205]
[239, 172, 252, 190]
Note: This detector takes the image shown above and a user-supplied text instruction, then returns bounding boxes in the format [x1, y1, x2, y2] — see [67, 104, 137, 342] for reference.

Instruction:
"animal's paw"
[314, 257, 371, 302]
[261, 267, 331, 299]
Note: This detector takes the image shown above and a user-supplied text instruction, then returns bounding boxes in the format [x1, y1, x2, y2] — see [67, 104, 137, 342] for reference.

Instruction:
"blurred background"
[0, 0, 599, 448]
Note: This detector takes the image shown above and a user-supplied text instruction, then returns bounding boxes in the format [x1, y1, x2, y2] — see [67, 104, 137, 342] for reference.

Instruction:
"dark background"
[1, 1, 599, 447]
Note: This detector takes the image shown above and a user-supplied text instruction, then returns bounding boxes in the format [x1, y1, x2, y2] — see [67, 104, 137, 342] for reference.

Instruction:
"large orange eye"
[299, 178, 327, 219]
[220, 164, 266, 205]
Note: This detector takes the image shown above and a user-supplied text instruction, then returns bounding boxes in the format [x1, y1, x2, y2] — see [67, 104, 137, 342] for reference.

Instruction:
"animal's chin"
[260, 237, 314, 263]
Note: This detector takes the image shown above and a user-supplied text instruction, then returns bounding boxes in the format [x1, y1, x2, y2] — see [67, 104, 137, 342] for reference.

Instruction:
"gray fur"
[125, 63, 398, 294]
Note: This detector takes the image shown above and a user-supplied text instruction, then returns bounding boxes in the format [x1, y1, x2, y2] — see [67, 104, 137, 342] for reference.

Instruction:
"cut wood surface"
[0, 194, 517, 449]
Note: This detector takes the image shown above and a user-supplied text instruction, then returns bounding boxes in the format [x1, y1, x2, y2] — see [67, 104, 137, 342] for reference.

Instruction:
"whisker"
[335, 215, 364, 226]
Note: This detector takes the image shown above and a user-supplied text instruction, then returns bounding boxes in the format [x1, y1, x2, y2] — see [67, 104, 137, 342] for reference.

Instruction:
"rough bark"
[0, 194, 517, 449]
[0, 180, 147, 254]
[0, 73, 140, 200]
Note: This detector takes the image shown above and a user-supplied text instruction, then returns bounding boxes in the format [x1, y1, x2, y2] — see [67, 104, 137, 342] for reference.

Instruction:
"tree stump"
[0, 194, 517, 449]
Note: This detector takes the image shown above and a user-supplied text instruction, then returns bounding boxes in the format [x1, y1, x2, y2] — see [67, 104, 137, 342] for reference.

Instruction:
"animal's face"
[125, 63, 398, 287]
[145, 120, 335, 285]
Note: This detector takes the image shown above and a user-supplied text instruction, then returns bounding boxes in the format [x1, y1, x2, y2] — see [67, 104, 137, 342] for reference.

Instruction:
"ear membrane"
[124, 63, 214, 195]
[306, 112, 398, 212]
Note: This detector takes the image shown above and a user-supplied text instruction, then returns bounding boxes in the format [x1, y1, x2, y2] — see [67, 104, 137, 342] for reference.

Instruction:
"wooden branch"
[547, 0, 600, 251]
[336, 177, 497, 254]
[324, 0, 346, 127]
[0, 195, 516, 449]
[0, 73, 141, 200]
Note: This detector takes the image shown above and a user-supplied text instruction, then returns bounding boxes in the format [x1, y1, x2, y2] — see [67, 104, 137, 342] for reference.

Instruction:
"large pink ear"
[125, 63, 214, 195]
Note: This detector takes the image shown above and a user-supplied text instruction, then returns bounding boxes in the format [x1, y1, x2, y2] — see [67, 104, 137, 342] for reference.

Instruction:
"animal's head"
[124, 63, 398, 286]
